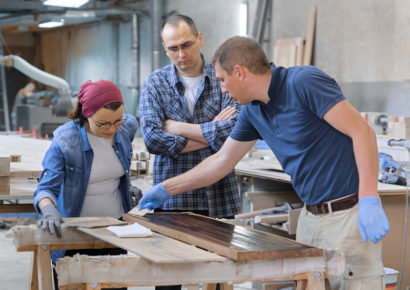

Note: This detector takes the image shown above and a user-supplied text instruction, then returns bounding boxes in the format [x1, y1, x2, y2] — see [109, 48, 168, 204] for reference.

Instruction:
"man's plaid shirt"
[139, 58, 241, 218]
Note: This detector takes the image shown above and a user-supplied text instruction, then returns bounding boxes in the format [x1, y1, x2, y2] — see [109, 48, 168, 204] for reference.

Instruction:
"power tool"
[378, 152, 407, 185]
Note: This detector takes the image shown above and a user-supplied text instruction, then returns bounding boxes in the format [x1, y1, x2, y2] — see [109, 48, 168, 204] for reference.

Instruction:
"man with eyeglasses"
[139, 36, 390, 289]
[139, 15, 240, 224]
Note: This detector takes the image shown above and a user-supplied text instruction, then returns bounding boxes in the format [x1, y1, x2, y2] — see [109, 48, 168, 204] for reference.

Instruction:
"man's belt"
[306, 193, 359, 215]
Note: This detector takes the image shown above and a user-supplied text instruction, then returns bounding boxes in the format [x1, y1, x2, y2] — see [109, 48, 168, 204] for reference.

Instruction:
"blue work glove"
[358, 196, 390, 244]
[138, 183, 171, 210]
[37, 204, 63, 238]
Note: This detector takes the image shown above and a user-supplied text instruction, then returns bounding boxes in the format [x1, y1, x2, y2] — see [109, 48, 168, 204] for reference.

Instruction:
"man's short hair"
[161, 14, 198, 37]
[213, 36, 270, 75]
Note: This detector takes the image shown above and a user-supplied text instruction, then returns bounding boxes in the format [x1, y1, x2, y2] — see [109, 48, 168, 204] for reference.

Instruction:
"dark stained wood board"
[123, 212, 323, 261]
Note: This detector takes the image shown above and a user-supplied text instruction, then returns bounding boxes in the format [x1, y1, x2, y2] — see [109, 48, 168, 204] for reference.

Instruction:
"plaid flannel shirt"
[139, 57, 241, 218]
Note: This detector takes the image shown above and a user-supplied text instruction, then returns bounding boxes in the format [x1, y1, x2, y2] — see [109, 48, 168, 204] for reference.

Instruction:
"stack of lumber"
[0, 134, 50, 195]
[273, 5, 316, 67]
[130, 151, 150, 177]
[0, 155, 11, 194]
[387, 116, 410, 139]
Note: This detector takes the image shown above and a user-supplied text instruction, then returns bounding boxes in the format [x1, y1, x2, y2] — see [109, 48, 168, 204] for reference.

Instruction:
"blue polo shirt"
[230, 65, 359, 205]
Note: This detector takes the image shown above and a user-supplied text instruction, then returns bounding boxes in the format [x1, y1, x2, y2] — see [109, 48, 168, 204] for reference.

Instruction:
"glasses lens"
[114, 117, 125, 128]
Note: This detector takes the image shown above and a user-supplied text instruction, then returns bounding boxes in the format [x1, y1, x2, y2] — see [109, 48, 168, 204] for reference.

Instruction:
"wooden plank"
[0, 179, 37, 201]
[63, 217, 127, 228]
[0, 203, 35, 213]
[187, 284, 200, 290]
[0, 176, 10, 194]
[10, 169, 42, 179]
[0, 155, 10, 176]
[7, 225, 115, 251]
[302, 5, 317, 65]
[30, 252, 39, 290]
[10, 155, 21, 162]
[273, 38, 304, 68]
[123, 212, 323, 261]
[78, 227, 225, 264]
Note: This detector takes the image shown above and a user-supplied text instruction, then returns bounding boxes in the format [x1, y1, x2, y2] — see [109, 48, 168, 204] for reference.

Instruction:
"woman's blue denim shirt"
[33, 114, 138, 217]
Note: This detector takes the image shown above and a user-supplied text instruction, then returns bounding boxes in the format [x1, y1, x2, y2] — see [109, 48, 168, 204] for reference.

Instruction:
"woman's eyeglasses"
[89, 116, 127, 129]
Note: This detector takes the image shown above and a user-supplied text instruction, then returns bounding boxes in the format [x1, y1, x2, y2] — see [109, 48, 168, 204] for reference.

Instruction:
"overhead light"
[38, 20, 65, 28]
[44, 0, 90, 8]
[239, 2, 248, 36]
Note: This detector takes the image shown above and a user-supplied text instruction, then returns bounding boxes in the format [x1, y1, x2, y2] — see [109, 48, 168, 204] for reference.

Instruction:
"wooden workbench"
[0, 135, 49, 214]
[235, 157, 410, 287]
[0, 135, 151, 214]
[7, 221, 344, 290]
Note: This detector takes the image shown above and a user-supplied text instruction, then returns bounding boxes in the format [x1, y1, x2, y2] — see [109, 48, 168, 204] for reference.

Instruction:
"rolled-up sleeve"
[33, 142, 65, 211]
[200, 93, 240, 151]
[139, 80, 188, 158]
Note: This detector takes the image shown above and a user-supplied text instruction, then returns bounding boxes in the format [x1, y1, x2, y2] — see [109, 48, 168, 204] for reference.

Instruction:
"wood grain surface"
[79, 227, 225, 264]
[123, 212, 323, 261]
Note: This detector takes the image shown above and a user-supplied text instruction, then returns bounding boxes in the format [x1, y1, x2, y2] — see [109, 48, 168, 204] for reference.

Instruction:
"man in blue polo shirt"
[139, 36, 390, 289]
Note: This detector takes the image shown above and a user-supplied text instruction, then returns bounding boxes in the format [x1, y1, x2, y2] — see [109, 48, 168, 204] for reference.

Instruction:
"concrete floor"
[0, 227, 33, 290]
[0, 218, 265, 290]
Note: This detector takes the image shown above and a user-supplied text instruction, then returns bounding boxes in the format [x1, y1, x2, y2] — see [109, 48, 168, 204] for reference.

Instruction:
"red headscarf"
[78, 80, 123, 118]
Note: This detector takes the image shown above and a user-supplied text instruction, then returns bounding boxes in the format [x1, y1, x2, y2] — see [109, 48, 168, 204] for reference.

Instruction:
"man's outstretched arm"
[138, 138, 255, 209]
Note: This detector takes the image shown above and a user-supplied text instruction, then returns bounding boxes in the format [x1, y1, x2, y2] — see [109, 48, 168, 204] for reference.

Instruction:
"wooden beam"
[302, 5, 317, 65]
[0, 156, 10, 176]
[36, 245, 53, 290]
[30, 252, 39, 290]
[10, 155, 22, 162]
[56, 253, 343, 287]
[0, 203, 34, 213]
[0, 176, 10, 194]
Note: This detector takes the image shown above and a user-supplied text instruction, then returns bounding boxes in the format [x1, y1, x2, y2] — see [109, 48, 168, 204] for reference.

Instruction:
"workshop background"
[0, 0, 410, 290]
[1, 0, 409, 134]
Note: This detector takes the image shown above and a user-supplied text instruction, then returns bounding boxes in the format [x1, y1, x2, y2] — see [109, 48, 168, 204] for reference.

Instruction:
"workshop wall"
[271, 0, 410, 115]
[54, 15, 152, 115]
[11, 0, 407, 118]
[164, 0, 257, 61]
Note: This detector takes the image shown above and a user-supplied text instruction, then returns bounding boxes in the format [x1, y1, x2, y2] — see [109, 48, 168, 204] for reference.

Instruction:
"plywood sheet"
[79, 227, 225, 264]
[123, 212, 323, 261]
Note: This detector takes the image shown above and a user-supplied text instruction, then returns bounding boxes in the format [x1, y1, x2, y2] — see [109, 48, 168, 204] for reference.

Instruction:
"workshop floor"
[0, 218, 262, 290]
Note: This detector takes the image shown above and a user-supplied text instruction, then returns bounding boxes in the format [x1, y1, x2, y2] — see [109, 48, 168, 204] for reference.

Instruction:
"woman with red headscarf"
[33, 80, 138, 286]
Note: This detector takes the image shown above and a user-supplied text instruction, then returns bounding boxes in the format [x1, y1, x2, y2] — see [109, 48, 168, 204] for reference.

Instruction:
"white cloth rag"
[107, 223, 152, 238]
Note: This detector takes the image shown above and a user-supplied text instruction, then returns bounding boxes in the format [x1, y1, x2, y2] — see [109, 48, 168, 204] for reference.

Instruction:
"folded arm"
[165, 106, 236, 142]
[139, 82, 189, 158]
